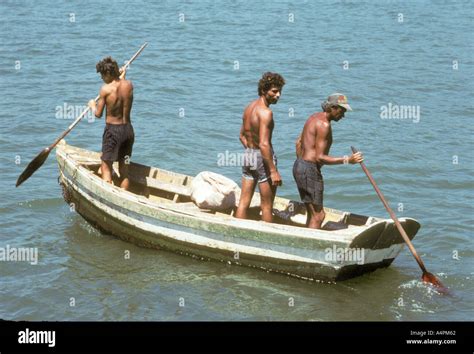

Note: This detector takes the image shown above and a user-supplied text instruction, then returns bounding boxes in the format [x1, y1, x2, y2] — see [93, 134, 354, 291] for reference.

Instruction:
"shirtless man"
[293, 93, 363, 229]
[88, 57, 134, 190]
[235, 72, 285, 222]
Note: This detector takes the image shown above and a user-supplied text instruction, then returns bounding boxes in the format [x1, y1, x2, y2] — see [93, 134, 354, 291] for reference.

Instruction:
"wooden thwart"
[139, 175, 191, 197]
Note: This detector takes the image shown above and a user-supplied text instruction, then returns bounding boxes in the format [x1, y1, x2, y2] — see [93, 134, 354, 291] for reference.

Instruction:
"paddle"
[351, 146, 448, 293]
[15, 42, 148, 187]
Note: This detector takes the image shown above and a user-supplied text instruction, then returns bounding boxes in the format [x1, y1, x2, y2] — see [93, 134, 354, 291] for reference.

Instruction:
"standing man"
[293, 93, 363, 229]
[88, 56, 134, 190]
[235, 72, 285, 223]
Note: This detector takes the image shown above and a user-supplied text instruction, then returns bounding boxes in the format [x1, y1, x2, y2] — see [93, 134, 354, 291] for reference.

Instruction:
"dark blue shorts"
[101, 123, 135, 162]
[293, 158, 324, 206]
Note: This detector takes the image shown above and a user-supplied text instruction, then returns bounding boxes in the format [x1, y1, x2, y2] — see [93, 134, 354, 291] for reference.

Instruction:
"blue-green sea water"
[0, 0, 473, 321]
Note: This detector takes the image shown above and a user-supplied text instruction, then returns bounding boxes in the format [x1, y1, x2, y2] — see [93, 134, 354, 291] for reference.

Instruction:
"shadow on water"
[47, 210, 455, 321]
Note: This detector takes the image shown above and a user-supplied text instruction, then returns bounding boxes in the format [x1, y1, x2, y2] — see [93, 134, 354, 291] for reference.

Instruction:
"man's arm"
[314, 122, 362, 165]
[239, 120, 248, 148]
[89, 86, 107, 118]
[95, 86, 107, 118]
[295, 132, 303, 158]
[259, 109, 282, 185]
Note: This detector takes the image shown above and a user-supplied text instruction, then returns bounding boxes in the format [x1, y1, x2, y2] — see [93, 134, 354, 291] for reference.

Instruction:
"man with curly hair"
[235, 72, 285, 223]
[88, 56, 134, 190]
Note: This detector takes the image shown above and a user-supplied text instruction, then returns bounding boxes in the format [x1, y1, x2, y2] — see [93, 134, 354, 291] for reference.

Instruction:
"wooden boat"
[56, 140, 420, 282]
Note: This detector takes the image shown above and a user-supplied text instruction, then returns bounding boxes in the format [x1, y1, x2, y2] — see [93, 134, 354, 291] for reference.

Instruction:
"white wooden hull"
[56, 141, 420, 282]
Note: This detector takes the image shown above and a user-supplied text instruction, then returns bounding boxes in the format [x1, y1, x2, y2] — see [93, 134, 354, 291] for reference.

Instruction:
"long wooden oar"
[15, 42, 148, 187]
[351, 146, 448, 293]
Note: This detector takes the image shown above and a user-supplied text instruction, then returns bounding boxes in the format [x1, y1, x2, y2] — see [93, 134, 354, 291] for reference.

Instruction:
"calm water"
[0, 0, 473, 321]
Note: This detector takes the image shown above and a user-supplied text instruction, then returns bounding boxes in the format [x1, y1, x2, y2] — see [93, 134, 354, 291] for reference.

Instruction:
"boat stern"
[334, 217, 421, 280]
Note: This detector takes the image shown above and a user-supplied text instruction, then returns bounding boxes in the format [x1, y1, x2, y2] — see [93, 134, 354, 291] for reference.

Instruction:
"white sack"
[190, 171, 240, 211]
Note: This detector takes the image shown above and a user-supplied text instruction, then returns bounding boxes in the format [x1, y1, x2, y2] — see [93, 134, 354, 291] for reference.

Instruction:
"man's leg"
[118, 159, 130, 190]
[101, 160, 113, 184]
[235, 178, 256, 219]
[119, 128, 134, 190]
[305, 203, 325, 229]
[259, 181, 276, 223]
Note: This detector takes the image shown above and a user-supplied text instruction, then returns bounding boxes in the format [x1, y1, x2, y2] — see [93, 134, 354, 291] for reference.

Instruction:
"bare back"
[241, 98, 274, 149]
[100, 79, 134, 125]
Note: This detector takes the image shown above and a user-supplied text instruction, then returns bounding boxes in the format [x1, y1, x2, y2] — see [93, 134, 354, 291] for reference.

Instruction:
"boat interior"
[62, 142, 377, 232]
[79, 159, 375, 231]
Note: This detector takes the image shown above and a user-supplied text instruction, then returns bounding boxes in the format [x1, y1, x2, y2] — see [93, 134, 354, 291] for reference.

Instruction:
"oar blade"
[15, 148, 51, 187]
[352, 146, 450, 294]
[422, 271, 449, 294]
